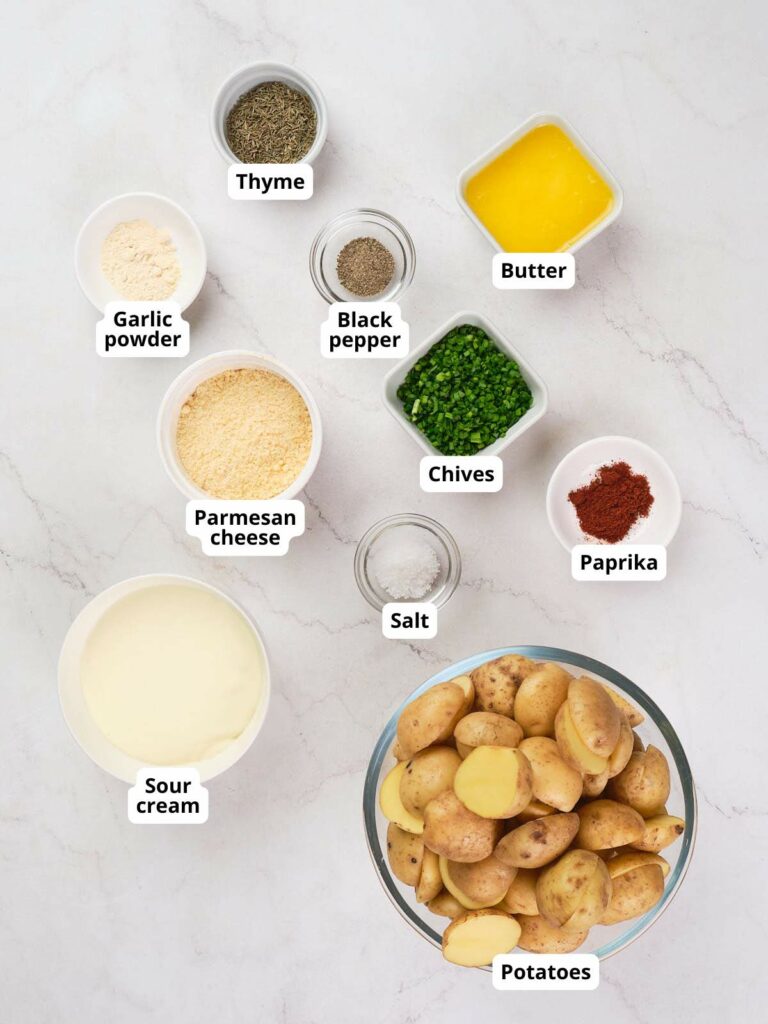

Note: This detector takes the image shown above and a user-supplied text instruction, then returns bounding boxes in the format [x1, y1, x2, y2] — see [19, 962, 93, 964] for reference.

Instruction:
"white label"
[186, 500, 305, 555]
[128, 767, 208, 824]
[572, 544, 667, 581]
[492, 954, 599, 990]
[320, 303, 409, 358]
[227, 163, 313, 200]
[493, 253, 575, 290]
[382, 602, 438, 639]
[96, 301, 189, 357]
[420, 456, 503, 492]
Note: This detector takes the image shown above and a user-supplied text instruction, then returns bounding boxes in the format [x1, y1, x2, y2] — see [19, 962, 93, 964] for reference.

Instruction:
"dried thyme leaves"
[336, 237, 395, 297]
[225, 81, 317, 164]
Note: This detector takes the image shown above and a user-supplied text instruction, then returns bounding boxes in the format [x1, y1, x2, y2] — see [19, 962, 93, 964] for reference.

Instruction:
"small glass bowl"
[363, 647, 697, 968]
[310, 209, 416, 303]
[354, 514, 461, 611]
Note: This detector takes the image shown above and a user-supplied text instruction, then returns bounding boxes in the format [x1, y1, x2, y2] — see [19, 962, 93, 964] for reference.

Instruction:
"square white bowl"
[383, 311, 548, 456]
[456, 112, 623, 254]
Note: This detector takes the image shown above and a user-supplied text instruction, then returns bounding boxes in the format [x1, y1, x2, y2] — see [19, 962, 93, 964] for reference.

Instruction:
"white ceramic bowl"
[546, 435, 682, 550]
[157, 349, 323, 501]
[75, 192, 207, 313]
[456, 112, 623, 254]
[383, 311, 548, 456]
[58, 574, 271, 784]
[210, 61, 328, 165]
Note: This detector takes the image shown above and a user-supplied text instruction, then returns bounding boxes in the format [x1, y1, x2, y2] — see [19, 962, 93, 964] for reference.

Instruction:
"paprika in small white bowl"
[546, 436, 682, 550]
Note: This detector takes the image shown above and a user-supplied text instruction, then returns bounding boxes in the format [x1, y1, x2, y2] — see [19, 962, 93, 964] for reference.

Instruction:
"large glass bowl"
[363, 646, 696, 966]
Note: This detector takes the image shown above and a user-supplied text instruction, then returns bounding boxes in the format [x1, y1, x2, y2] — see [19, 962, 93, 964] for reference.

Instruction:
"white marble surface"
[2, 1, 767, 1020]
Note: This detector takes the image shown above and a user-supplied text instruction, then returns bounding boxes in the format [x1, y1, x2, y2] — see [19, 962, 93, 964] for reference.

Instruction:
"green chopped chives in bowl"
[396, 324, 533, 455]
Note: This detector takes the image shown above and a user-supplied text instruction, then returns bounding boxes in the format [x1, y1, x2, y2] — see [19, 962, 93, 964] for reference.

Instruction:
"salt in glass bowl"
[354, 514, 460, 611]
[363, 646, 696, 967]
[310, 209, 416, 303]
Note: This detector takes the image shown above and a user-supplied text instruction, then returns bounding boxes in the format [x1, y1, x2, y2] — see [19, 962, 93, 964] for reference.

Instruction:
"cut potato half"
[442, 910, 521, 967]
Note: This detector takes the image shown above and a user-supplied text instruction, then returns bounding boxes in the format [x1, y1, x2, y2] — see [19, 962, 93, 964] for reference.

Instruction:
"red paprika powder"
[568, 461, 654, 543]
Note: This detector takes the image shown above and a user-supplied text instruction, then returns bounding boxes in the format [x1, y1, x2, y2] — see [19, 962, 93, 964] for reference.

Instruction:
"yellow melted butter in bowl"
[80, 583, 266, 765]
[464, 123, 614, 252]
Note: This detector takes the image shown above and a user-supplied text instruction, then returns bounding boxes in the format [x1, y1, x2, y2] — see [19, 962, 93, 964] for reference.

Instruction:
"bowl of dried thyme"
[211, 61, 327, 165]
[310, 208, 416, 303]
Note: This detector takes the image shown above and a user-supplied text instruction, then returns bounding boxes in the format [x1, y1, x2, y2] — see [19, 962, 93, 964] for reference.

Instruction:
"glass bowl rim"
[309, 207, 416, 303]
[363, 644, 697, 967]
[353, 513, 462, 611]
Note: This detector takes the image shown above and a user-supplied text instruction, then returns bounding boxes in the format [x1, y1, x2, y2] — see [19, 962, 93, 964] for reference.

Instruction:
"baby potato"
[379, 761, 424, 834]
[442, 909, 521, 967]
[601, 863, 665, 925]
[399, 746, 462, 816]
[608, 850, 670, 879]
[632, 731, 645, 752]
[517, 914, 588, 953]
[454, 746, 533, 819]
[497, 868, 540, 915]
[471, 654, 534, 717]
[602, 685, 645, 727]
[397, 681, 467, 759]
[386, 823, 424, 886]
[513, 663, 572, 737]
[608, 745, 671, 816]
[536, 849, 611, 933]
[555, 703, 608, 775]
[607, 714, 634, 778]
[517, 799, 556, 822]
[416, 849, 443, 903]
[427, 890, 466, 918]
[631, 814, 685, 853]
[454, 712, 523, 759]
[439, 854, 515, 909]
[452, 674, 475, 716]
[582, 770, 609, 797]
[519, 736, 582, 812]
[568, 676, 622, 758]
[423, 789, 502, 863]
[576, 799, 645, 850]
[495, 812, 579, 869]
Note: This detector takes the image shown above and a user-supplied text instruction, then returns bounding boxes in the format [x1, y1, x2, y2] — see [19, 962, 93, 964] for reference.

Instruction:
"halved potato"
[422, 789, 502, 862]
[416, 848, 443, 903]
[452, 674, 475, 716]
[608, 850, 670, 879]
[519, 736, 582, 811]
[513, 663, 571, 737]
[576, 799, 645, 850]
[471, 655, 534, 717]
[439, 854, 514, 909]
[607, 714, 634, 778]
[427, 890, 466, 918]
[536, 849, 611, 933]
[379, 761, 424, 834]
[396, 682, 467, 758]
[399, 746, 462, 816]
[497, 868, 540, 915]
[517, 914, 588, 953]
[567, 676, 621, 758]
[602, 685, 644, 727]
[495, 813, 579, 869]
[516, 799, 556, 822]
[631, 814, 685, 853]
[601, 863, 665, 924]
[453, 746, 533, 819]
[442, 909, 521, 967]
[454, 712, 523, 759]
[555, 703, 608, 775]
[608, 745, 671, 816]
[386, 823, 424, 885]
[582, 770, 609, 797]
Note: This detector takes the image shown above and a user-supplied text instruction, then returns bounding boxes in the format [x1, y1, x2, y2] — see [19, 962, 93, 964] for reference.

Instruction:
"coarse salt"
[371, 535, 440, 601]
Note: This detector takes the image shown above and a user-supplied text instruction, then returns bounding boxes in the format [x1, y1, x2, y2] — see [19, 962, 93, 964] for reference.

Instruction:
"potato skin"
[555, 703, 608, 775]
[422, 790, 502, 863]
[607, 714, 634, 778]
[379, 761, 424, 834]
[516, 799, 555, 822]
[568, 676, 621, 757]
[497, 868, 540, 915]
[440, 854, 515, 909]
[517, 914, 588, 954]
[608, 745, 671, 816]
[582, 770, 609, 797]
[427, 890, 466, 918]
[471, 655, 534, 717]
[400, 746, 462, 816]
[495, 813, 579, 869]
[608, 850, 670, 879]
[454, 712, 523, 759]
[397, 682, 467, 758]
[386, 823, 424, 886]
[536, 850, 611, 932]
[576, 799, 645, 850]
[630, 814, 685, 853]
[601, 863, 664, 924]
[416, 848, 443, 903]
[603, 685, 644, 727]
[519, 736, 582, 812]
[514, 663, 571, 737]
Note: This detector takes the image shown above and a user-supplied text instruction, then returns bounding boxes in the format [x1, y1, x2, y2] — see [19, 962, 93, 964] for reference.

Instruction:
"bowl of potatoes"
[363, 646, 696, 969]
